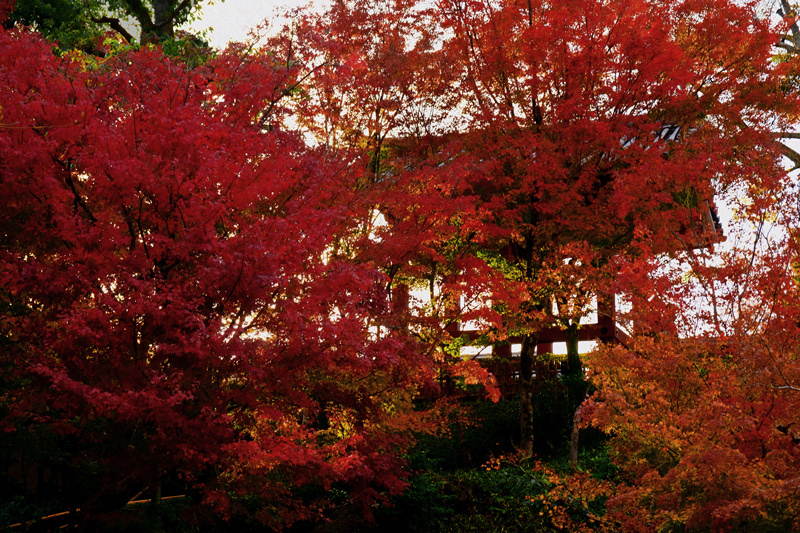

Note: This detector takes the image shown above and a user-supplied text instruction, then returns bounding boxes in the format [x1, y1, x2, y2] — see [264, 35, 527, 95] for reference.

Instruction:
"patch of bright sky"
[190, 0, 326, 48]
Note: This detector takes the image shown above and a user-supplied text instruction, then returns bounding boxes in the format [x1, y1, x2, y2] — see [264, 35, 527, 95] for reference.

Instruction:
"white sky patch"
[190, 0, 328, 48]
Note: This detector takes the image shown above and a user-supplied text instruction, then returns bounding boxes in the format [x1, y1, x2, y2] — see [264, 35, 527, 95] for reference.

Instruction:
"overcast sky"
[190, 0, 319, 48]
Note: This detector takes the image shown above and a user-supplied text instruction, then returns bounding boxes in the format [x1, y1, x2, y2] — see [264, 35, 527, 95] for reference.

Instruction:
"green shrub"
[407, 399, 520, 472]
[370, 468, 550, 533]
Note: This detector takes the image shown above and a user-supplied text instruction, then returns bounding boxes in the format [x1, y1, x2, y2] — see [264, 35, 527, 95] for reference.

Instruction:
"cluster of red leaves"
[280, 0, 791, 345]
[0, 26, 439, 527]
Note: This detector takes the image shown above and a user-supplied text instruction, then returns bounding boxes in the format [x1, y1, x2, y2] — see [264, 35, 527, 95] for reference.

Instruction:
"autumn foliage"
[4, 0, 800, 530]
[0, 24, 439, 528]
[281, 0, 798, 464]
[578, 198, 800, 530]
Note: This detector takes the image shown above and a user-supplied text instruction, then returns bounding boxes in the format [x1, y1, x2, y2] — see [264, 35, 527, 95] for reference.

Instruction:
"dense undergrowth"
[356, 386, 619, 533]
[2, 378, 621, 532]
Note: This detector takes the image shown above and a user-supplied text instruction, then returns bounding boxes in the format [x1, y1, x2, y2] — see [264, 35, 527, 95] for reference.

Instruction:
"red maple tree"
[0, 24, 436, 528]
[284, 0, 794, 455]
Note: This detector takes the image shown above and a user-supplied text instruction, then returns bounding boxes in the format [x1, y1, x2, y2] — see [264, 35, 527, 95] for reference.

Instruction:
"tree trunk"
[564, 321, 581, 376]
[570, 394, 590, 470]
[569, 406, 580, 470]
[153, 0, 174, 38]
[519, 331, 538, 457]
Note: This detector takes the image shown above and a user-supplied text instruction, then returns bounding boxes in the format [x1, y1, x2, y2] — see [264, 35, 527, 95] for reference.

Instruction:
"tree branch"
[155, 0, 194, 30]
[118, 0, 157, 37]
[780, 0, 800, 50]
[91, 16, 135, 44]
[778, 141, 800, 171]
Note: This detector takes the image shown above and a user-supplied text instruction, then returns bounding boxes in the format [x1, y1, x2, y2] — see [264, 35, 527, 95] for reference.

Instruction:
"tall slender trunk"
[517, 226, 541, 457]
[519, 330, 538, 457]
[569, 405, 580, 470]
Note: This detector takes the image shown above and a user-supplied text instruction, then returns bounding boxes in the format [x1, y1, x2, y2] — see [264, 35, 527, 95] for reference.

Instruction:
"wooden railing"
[483, 358, 568, 397]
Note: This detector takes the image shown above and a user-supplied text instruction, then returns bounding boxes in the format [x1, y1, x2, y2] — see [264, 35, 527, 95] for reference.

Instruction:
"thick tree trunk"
[519, 331, 538, 457]
[153, 0, 174, 38]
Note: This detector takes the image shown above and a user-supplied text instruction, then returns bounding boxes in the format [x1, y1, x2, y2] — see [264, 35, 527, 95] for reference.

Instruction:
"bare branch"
[91, 16, 135, 44]
[778, 142, 800, 170]
[118, 0, 157, 36]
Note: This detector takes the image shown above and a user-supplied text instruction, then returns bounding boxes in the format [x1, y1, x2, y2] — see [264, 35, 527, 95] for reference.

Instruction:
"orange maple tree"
[581, 187, 800, 530]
